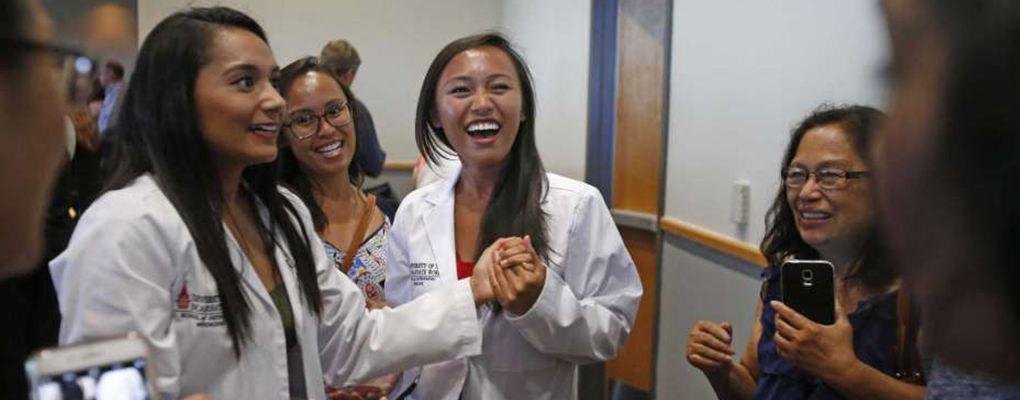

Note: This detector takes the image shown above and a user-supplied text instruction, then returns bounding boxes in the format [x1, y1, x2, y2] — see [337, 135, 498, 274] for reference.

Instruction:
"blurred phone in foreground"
[780, 259, 836, 325]
[25, 333, 158, 400]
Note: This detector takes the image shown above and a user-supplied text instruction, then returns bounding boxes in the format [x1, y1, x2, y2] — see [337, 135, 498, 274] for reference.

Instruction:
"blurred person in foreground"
[879, 0, 1020, 396]
[0, 2, 208, 400]
[0, 0, 70, 397]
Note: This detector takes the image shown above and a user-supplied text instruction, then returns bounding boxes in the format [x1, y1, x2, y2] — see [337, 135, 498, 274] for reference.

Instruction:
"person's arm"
[712, 300, 762, 400]
[495, 190, 643, 364]
[49, 200, 184, 400]
[687, 298, 763, 400]
[316, 243, 494, 384]
[289, 189, 484, 386]
[352, 100, 385, 178]
[771, 301, 925, 400]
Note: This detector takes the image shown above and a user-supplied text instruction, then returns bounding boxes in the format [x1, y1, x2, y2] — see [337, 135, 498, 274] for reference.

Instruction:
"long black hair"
[760, 104, 896, 292]
[415, 33, 551, 263]
[925, 0, 1020, 322]
[277, 56, 364, 233]
[104, 6, 322, 357]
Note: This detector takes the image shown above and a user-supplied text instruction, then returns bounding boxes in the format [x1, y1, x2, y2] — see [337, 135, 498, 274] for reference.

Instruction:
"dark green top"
[269, 281, 307, 400]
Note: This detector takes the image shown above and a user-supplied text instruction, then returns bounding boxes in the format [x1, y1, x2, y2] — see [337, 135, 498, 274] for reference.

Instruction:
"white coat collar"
[422, 164, 461, 206]
[422, 165, 460, 276]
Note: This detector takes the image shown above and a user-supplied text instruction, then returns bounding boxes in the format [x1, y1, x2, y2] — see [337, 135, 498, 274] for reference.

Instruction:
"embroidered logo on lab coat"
[173, 283, 225, 327]
[409, 263, 440, 286]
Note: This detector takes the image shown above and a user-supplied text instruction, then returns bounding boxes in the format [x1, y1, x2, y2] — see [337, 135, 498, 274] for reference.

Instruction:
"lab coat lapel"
[274, 243, 305, 336]
[423, 167, 460, 283]
[222, 222, 274, 308]
[252, 195, 306, 334]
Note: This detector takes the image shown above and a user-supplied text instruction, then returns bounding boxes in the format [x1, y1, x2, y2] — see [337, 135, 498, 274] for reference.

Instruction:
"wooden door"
[605, 0, 671, 398]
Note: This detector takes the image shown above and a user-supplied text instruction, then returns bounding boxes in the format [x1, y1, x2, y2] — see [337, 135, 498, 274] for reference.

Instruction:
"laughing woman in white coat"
[49, 8, 501, 400]
[386, 33, 643, 400]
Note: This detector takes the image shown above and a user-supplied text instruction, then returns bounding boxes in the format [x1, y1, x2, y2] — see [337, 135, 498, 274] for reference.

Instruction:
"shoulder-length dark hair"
[415, 33, 551, 263]
[103, 6, 322, 357]
[760, 104, 896, 291]
[277, 56, 364, 233]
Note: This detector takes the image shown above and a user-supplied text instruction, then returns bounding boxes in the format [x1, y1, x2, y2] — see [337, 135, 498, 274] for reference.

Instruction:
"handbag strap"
[896, 284, 926, 384]
[340, 194, 377, 274]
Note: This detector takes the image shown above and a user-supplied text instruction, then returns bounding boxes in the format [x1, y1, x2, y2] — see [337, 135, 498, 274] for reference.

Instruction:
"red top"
[457, 259, 476, 280]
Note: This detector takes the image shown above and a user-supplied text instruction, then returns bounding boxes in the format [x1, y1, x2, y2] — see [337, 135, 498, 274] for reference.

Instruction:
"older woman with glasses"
[685, 105, 926, 400]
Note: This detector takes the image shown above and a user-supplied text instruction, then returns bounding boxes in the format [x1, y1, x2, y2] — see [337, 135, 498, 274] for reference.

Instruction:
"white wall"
[664, 0, 888, 243]
[501, 0, 591, 180]
[137, 0, 590, 181]
[138, 0, 503, 163]
[43, 0, 138, 75]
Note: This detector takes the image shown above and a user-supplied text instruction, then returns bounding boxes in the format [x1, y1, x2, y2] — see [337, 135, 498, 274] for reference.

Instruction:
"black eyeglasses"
[782, 167, 870, 190]
[283, 101, 353, 140]
[0, 38, 94, 75]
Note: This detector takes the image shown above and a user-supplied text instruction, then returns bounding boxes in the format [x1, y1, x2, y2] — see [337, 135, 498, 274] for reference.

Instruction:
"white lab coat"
[386, 170, 643, 400]
[50, 175, 483, 400]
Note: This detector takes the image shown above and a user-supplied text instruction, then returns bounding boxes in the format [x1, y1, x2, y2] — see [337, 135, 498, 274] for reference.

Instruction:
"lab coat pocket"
[408, 262, 443, 298]
[171, 278, 236, 385]
[481, 315, 557, 372]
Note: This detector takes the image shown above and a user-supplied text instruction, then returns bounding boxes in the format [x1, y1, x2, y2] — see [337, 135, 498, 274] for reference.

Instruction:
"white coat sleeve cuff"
[449, 278, 484, 354]
[504, 266, 567, 326]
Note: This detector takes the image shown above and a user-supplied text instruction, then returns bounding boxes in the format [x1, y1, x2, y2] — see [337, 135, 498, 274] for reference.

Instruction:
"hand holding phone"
[770, 299, 858, 382]
[26, 334, 158, 400]
[772, 261, 862, 381]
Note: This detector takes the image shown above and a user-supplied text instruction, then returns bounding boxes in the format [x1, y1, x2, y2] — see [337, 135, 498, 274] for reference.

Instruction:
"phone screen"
[34, 358, 151, 400]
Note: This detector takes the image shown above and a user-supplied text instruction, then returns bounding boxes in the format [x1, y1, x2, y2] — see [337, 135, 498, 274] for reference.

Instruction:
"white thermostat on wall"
[731, 180, 751, 225]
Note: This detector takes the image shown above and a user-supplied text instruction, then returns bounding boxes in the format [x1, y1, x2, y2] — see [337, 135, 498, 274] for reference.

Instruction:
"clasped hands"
[472, 235, 546, 316]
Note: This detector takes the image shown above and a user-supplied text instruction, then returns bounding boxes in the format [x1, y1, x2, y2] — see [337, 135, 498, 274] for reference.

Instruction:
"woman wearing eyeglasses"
[277, 57, 399, 398]
[279, 57, 393, 309]
[685, 105, 926, 400]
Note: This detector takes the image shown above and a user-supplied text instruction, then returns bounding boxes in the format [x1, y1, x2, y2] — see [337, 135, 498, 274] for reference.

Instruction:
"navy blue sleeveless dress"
[754, 266, 900, 400]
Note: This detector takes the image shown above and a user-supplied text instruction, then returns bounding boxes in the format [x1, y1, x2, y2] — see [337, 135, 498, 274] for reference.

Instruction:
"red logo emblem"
[176, 284, 190, 310]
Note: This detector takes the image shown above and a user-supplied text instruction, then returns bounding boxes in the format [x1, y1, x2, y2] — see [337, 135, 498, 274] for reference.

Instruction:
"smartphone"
[25, 334, 158, 400]
[780, 260, 836, 325]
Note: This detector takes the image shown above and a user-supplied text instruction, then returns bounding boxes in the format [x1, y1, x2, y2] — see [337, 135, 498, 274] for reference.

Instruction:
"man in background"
[321, 39, 387, 177]
[97, 60, 123, 135]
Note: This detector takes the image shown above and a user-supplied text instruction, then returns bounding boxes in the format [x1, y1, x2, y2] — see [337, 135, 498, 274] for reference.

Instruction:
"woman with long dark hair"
[685, 105, 926, 400]
[49, 7, 496, 400]
[385, 33, 643, 400]
[277, 56, 399, 398]
[278, 56, 393, 307]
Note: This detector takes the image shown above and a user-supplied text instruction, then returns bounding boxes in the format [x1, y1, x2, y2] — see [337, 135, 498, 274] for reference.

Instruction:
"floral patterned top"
[323, 216, 390, 302]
